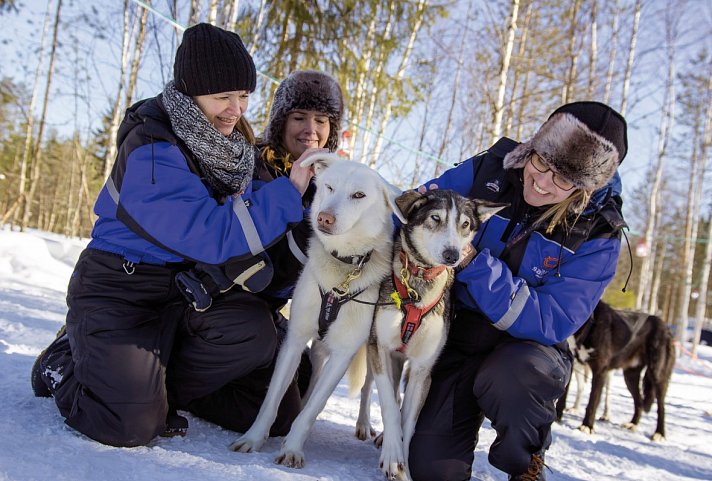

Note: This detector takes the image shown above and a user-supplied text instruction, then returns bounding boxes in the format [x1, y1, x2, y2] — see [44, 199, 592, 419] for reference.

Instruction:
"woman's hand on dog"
[456, 243, 477, 272]
[290, 148, 327, 196]
[417, 183, 438, 194]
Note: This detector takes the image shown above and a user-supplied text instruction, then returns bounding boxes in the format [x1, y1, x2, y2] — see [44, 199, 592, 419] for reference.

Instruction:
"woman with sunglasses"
[409, 101, 628, 481]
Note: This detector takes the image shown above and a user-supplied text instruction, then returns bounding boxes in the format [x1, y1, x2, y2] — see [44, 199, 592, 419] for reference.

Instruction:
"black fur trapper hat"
[503, 101, 628, 191]
[264, 70, 344, 152]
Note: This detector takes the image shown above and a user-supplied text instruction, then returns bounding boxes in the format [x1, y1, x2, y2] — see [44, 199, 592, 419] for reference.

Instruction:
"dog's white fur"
[229, 153, 405, 469]
[369, 191, 505, 480]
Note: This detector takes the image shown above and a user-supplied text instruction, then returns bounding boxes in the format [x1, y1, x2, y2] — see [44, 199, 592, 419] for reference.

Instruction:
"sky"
[2, 226, 712, 480]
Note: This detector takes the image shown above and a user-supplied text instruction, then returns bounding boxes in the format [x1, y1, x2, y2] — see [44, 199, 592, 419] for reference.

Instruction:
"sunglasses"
[529, 153, 575, 191]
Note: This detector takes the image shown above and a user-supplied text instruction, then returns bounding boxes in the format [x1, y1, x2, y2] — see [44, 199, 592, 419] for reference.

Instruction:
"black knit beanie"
[264, 70, 344, 152]
[174, 23, 256, 96]
[503, 101, 628, 191]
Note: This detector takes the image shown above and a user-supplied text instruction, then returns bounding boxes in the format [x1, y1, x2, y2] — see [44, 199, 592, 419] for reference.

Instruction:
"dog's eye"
[352, 191, 365, 199]
[325, 184, 334, 192]
[462, 221, 470, 229]
[431, 215, 440, 223]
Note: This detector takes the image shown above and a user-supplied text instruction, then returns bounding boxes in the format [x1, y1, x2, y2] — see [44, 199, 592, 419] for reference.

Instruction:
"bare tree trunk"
[103, 0, 133, 181]
[361, 1, 395, 164]
[189, 0, 201, 26]
[226, 0, 240, 30]
[207, 0, 219, 24]
[620, 0, 641, 116]
[505, 2, 532, 137]
[603, 0, 620, 104]
[371, 0, 427, 166]
[491, 0, 519, 143]
[1, 0, 52, 227]
[433, 10, 470, 178]
[347, 9, 378, 152]
[637, 43, 675, 312]
[21, 0, 63, 231]
[587, 0, 598, 98]
[562, 0, 582, 103]
[125, 2, 150, 108]
[690, 69, 712, 355]
[248, 0, 267, 55]
[677, 112, 705, 346]
[691, 212, 712, 356]
[649, 234, 667, 315]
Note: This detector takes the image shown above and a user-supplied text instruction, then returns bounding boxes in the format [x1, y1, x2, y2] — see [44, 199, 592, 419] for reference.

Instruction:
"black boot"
[30, 325, 68, 397]
[509, 453, 548, 481]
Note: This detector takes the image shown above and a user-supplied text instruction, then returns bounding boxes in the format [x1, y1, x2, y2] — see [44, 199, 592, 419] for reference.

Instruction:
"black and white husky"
[230, 153, 406, 469]
[369, 189, 506, 481]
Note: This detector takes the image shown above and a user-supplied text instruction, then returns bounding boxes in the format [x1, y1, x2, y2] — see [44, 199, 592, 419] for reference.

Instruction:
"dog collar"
[331, 250, 372, 267]
[399, 250, 447, 281]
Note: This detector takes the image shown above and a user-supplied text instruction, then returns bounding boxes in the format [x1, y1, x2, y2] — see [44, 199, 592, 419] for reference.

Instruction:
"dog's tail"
[642, 315, 675, 412]
[346, 343, 368, 398]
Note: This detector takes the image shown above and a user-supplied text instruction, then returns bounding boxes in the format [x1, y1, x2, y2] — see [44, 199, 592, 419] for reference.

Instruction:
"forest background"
[0, 0, 710, 349]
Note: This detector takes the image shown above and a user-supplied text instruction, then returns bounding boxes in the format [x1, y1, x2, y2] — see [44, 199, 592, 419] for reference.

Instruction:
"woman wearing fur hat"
[409, 101, 628, 481]
[30, 24, 314, 447]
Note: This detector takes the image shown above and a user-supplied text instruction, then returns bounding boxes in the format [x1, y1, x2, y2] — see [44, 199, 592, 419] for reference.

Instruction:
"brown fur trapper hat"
[503, 101, 628, 191]
[265, 70, 344, 152]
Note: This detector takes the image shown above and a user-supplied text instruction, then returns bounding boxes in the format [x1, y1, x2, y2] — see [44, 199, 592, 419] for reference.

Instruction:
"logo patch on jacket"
[531, 256, 559, 279]
[543, 256, 559, 269]
[485, 179, 501, 192]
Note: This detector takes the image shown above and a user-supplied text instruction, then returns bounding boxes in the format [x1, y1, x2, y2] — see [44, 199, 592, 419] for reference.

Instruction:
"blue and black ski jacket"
[428, 138, 626, 346]
[89, 96, 304, 267]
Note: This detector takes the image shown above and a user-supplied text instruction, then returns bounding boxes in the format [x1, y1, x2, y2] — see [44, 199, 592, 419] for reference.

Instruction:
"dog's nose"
[317, 211, 335, 227]
[442, 248, 459, 265]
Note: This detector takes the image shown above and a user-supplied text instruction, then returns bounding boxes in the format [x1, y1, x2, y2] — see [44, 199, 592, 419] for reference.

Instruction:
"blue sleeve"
[119, 142, 304, 264]
[423, 157, 477, 196]
[453, 237, 621, 345]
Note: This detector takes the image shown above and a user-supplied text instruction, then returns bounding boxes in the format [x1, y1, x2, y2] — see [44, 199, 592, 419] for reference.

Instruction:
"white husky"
[230, 153, 405, 469]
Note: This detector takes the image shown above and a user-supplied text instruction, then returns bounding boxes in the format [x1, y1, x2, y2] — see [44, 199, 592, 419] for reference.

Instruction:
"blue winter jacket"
[88, 96, 304, 266]
[428, 138, 626, 346]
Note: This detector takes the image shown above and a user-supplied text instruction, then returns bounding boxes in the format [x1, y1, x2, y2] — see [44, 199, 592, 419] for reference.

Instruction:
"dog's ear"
[472, 199, 509, 224]
[381, 181, 409, 224]
[300, 152, 342, 174]
[395, 190, 430, 221]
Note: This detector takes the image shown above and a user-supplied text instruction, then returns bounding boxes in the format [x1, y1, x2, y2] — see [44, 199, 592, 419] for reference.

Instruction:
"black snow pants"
[408, 311, 572, 481]
[50, 248, 299, 447]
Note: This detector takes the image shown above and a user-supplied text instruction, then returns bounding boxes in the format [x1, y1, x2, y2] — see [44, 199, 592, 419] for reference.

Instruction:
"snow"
[1, 226, 711, 481]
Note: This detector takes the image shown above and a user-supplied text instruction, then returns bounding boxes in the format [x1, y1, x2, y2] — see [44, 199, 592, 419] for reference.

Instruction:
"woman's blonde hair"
[260, 144, 293, 176]
[537, 189, 592, 234]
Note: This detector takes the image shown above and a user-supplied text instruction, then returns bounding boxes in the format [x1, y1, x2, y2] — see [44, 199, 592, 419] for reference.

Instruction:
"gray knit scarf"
[162, 81, 254, 197]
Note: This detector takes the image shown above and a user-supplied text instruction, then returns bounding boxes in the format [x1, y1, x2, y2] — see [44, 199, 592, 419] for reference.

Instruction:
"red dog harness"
[394, 251, 447, 352]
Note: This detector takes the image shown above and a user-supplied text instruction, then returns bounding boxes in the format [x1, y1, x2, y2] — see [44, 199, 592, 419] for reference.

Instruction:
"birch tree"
[20, 0, 62, 230]
[619, 0, 641, 116]
[636, 26, 676, 313]
[1, 0, 52, 227]
[490, 0, 519, 143]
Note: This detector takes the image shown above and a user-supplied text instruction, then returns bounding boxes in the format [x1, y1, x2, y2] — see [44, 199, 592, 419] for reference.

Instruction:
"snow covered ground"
[1, 226, 711, 481]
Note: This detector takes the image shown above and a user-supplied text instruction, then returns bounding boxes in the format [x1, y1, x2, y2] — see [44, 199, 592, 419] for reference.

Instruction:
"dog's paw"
[229, 434, 264, 453]
[275, 449, 305, 469]
[578, 425, 594, 435]
[355, 423, 376, 440]
[379, 442, 407, 480]
[623, 422, 638, 432]
[651, 432, 665, 442]
[374, 432, 384, 448]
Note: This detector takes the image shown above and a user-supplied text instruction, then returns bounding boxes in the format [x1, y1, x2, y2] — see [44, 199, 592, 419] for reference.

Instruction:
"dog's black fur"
[556, 301, 675, 440]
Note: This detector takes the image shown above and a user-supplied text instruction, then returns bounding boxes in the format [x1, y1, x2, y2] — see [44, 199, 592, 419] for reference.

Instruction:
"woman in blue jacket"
[30, 24, 312, 447]
[408, 102, 628, 481]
